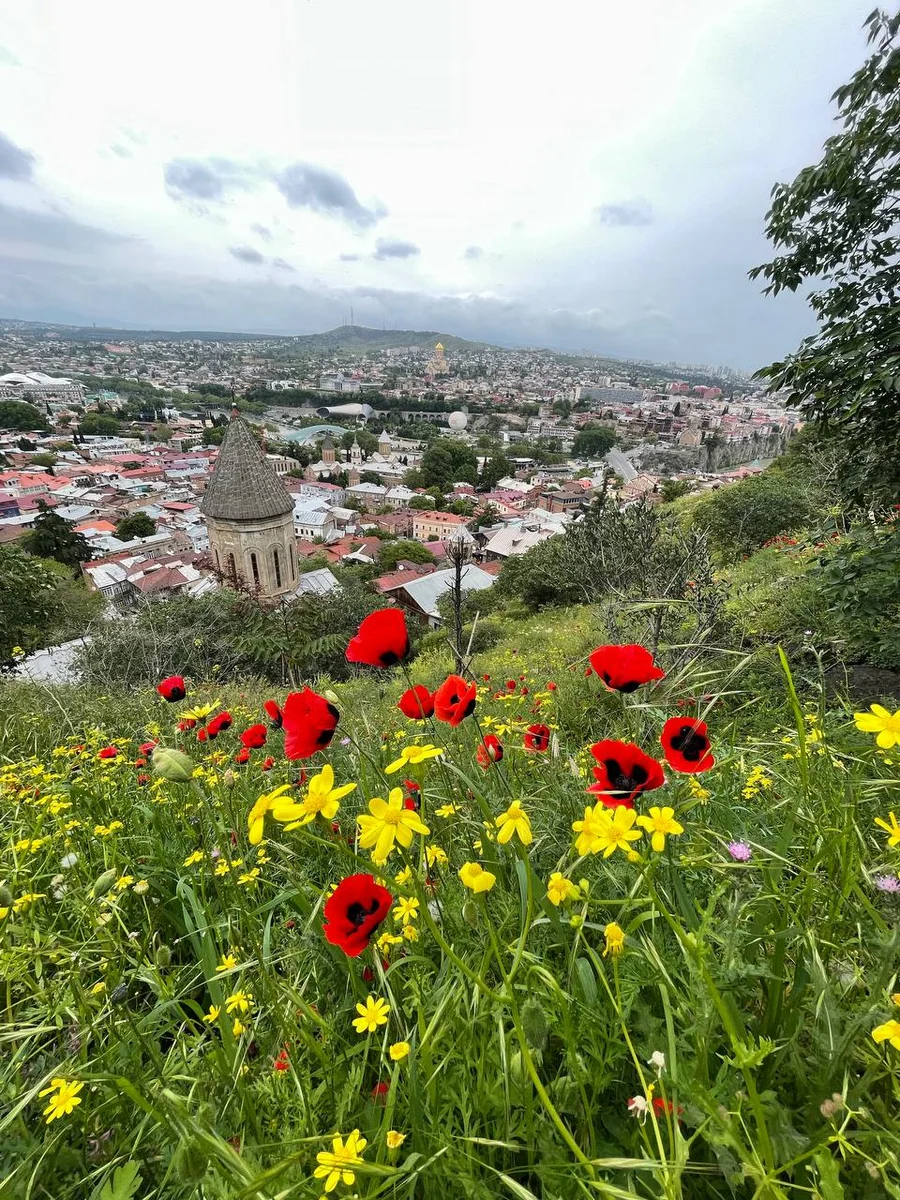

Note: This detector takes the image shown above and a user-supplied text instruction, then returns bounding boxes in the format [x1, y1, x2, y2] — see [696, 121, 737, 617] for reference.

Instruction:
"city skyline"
[0, 0, 872, 369]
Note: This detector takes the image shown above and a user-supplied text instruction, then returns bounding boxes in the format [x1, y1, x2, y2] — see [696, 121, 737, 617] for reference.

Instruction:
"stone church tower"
[201, 414, 297, 600]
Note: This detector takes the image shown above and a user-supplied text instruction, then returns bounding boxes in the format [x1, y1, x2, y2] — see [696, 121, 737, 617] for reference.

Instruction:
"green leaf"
[89, 1161, 143, 1200]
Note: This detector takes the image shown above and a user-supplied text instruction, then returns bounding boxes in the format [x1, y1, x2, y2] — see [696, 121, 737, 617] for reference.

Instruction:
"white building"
[0, 371, 85, 403]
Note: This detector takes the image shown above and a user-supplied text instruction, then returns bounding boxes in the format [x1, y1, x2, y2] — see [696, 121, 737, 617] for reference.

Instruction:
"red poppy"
[523, 723, 551, 752]
[263, 699, 283, 729]
[273, 1048, 290, 1072]
[134, 757, 147, 768]
[520, 686, 529, 696]
[139, 741, 157, 756]
[178, 718, 196, 732]
[323, 873, 393, 957]
[506, 679, 516, 691]
[261, 756, 275, 771]
[547, 681, 557, 691]
[660, 717, 714, 774]
[398, 685, 435, 720]
[137, 773, 150, 786]
[206, 712, 232, 738]
[652, 1096, 684, 1118]
[346, 608, 409, 668]
[403, 779, 420, 793]
[98, 746, 119, 759]
[371, 1081, 390, 1102]
[197, 726, 209, 742]
[240, 724, 268, 750]
[587, 740, 665, 808]
[403, 792, 420, 811]
[157, 674, 186, 702]
[434, 674, 477, 727]
[234, 747, 251, 764]
[282, 687, 340, 759]
[588, 644, 665, 693]
[476, 734, 503, 768]
[482, 674, 490, 681]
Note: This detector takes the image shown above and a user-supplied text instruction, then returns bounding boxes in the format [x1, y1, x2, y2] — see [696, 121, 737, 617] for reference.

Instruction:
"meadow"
[1, 605, 899, 1200]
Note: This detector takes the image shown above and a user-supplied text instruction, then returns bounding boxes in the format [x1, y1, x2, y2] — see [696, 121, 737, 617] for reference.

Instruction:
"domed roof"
[200, 417, 294, 522]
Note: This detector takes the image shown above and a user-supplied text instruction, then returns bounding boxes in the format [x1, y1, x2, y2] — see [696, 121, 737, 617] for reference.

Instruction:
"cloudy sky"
[0, 0, 872, 369]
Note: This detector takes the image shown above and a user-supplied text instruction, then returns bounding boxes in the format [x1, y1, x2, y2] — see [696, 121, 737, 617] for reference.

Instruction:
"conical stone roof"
[201, 417, 294, 522]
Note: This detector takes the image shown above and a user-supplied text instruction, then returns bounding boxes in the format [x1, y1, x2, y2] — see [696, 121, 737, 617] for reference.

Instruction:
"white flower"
[428, 899, 443, 921]
[60, 853, 78, 869]
[627, 1096, 649, 1122]
[648, 1050, 666, 1074]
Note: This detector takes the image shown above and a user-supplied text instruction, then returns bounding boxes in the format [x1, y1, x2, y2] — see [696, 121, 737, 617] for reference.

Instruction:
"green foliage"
[376, 540, 436, 571]
[340, 429, 378, 457]
[692, 470, 819, 560]
[114, 512, 156, 541]
[28, 452, 57, 469]
[0, 545, 61, 665]
[411, 438, 478, 490]
[79, 412, 121, 437]
[750, 9, 900, 502]
[659, 477, 693, 502]
[0, 399, 48, 432]
[478, 451, 513, 490]
[571, 424, 616, 457]
[816, 520, 900, 669]
[22, 505, 91, 571]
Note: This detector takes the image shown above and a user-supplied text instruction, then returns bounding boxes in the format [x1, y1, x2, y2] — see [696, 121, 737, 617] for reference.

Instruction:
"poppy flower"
[134, 757, 147, 768]
[207, 712, 232, 738]
[261, 756, 275, 771]
[660, 717, 714, 774]
[587, 740, 665, 808]
[157, 675, 186, 702]
[98, 746, 119, 759]
[197, 726, 209, 742]
[273, 1048, 290, 1072]
[282, 687, 340, 760]
[139, 741, 157, 757]
[323, 873, 393, 957]
[403, 794, 420, 811]
[178, 719, 196, 732]
[234, 747, 251, 764]
[240, 723, 268, 750]
[398, 685, 435, 720]
[137, 773, 150, 786]
[263, 700, 283, 729]
[404, 779, 420, 793]
[346, 608, 409, 668]
[524, 724, 551, 752]
[547, 682, 557, 691]
[506, 679, 516, 691]
[588, 644, 665, 693]
[371, 1081, 390, 1102]
[434, 674, 478, 727]
[477, 735, 503, 768]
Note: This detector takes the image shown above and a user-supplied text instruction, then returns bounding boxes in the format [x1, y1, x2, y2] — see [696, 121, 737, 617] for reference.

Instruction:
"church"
[200, 413, 298, 600]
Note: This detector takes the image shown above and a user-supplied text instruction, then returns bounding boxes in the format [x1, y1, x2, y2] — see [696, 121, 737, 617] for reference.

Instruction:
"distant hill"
[287, 325, 494, 352]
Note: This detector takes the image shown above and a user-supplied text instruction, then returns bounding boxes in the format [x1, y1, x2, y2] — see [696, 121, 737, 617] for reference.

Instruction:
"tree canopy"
[572, 425, 616, 458]
[23, 505, 91, 571]
[115, 512, 156, 541]
[0, 400, 48, 432]
[409, 438, 478, 490]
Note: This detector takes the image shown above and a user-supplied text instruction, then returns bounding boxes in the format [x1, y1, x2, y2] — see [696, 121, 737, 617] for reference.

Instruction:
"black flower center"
[604, 756, 648, 797]
[670, 725, 708, 761]
[379, 650, 401, 666]
[346, 898, 380, 927]
[602, 671, 639, 693]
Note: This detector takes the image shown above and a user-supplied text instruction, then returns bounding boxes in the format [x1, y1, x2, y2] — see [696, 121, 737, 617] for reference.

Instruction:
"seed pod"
[152, 746, 195, 783]
[92, 868, 118, 899]
[155, 944, 172, 969]
[462, 900, 479, 928]
[521, 998, 548, 1052]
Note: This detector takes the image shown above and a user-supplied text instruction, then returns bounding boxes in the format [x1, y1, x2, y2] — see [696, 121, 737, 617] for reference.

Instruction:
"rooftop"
[200, 416, 294, 522]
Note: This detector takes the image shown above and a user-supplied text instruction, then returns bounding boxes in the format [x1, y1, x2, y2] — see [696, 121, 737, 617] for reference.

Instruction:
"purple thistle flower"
[874, 874, 900, 893]
[727, 840, 752, 862]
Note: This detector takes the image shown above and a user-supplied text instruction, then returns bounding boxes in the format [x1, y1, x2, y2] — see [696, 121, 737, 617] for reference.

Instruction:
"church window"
[227, 552, 236, 577]
[273, 547, 282, 588]
[250, 552, 260, 587]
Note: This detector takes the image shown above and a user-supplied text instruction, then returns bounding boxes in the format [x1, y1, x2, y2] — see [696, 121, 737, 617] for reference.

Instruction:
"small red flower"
[482, 674, 490, 681]
[520, 686, 529, 696]
[398, 685, 435, 720]
[197, 726, 209, 742]
[584, 667, 593, 677]
[206, 712, 232, 738]
[588, 644, 665, 693]
[263, 699, 283, 729]
[506, 679, 516, 691]
[523, 724, 550, 752]
[346, 607, 409, 668]
[434, 674, 478, 727]
[178, 718, 196, 732]
[139, 741, 157, 756]
[652, 1095, 683, 1118]
[98, 746, 119, 759]
[240, 723, 268, 750]
[157, 674, 186, 702]
[403, 793, 420, 811]
[547, 681, 557, 691]
[403, 779, 420, 793]
[476, 734, 503, 768]
[134, 757, 147, 768]
[587, 740, 665, 807]
[261, 756, 275, 771]
[234, 747, 251, 764]
[323, 873, 393, 957]
[660, 717, 714, 773]
[273, 1048, 290, 1072]
[137, 773, 150, 786]
[282, 687, 340, 759]
[371, 1081, 390, 1102]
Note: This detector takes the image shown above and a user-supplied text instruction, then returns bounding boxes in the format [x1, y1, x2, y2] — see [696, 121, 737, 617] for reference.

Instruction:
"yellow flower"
[546, 872, 580, 907]
[395, 866, 413, 886]
[90, 982, 106, 995]
[358, 788, 430, 864]
[875, 812, 900, 848]
[394, 896, 420, 923]
[458, 862, 496, 893]
[402, 922, 419, 941]
[314, 1129, 367, 1193]
[384, 744, 444, 775]
[39, 1078, 84, 1124]
[237, 869, 261, 886]
[115, 874, 135, 891]
[584, 805, 643, 858]
[377, 930, 404, 951]
[273, 765, 357, 829]
[425, 844, 448, 867]
[386, 1129, 406, 1150]
[216, 953, 238, 973]
[871, 1019, 900, 1051]
[247, 783, 293, 845]
[203, 1005, 221, 1023]
[352, 994, 390, 1034]
[495, 800, 532, 846]
[855, 704, 900, 749]
[636, 806, 684, 853]
[232, 1017, 246, 1037]
[435, 803, 458, 818]
[225, 990, 253, 1014]
[178, 701, 219, 722]
[389, 1041, 410, 1062]
[12, 892, 45, 913]
[687, 776, 710, 802]
[183, 850, 204, 867]
[603, 922, 625, 957]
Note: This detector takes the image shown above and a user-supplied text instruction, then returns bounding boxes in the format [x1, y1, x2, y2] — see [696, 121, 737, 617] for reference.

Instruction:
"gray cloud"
[275, 162, 385, 229]
[373, 238, 420, 261]
[0, 202, 132, 252]
[229, 245, 266, 265]
[272, 257, 294, 272]
[250, 222, 273, 241]
[463, 245, 484, 260]
[164, 157, 258, 203]
[109, 143, 132, 159]
[0, 131, 35, 182]
[340, 253, 361, 262]
[595, 198, 654, 227]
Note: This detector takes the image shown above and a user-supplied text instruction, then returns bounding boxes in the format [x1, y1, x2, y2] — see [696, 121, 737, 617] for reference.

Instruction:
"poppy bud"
[110, 981, 131, 1005]
[152, 746, 196, 783]
[0, 884, 12, 907]
[155, 944, 172, 968]
[521, 998, 548, 1051]
[92, 867, 118, 899]
[462, 900, 479, 927]
[285, 919, 296, 930]
[222, 769, 236, 789]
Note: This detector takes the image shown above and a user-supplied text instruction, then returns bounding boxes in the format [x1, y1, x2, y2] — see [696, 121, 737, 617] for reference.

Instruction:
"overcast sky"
[0, 0, 872, 369]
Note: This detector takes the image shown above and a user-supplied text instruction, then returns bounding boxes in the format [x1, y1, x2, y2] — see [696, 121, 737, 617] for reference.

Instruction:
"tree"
[115, 512, 156, 541]
[377, 540, 436, 571]
[0, 545, 59, 666]
[29, 451, 57, 469]
[750, 9, 900, 503]
[359, 470, 384, 485]
[80, 413, 121, 437]
[693, 471, 817, 560]
[0, 400, 48, 432]
[23, 503, 91, 571]
[153, 423, 172, 443]
[341, 429, 379, 457]
[412, 438, 478, 490]
[572, 425, 616, 458]
[478, 451, 513, 491]
[660, 478, 694, 503]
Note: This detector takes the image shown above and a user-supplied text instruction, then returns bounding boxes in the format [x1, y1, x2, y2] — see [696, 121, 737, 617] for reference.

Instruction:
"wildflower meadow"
[1, 606, 899, 1198]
